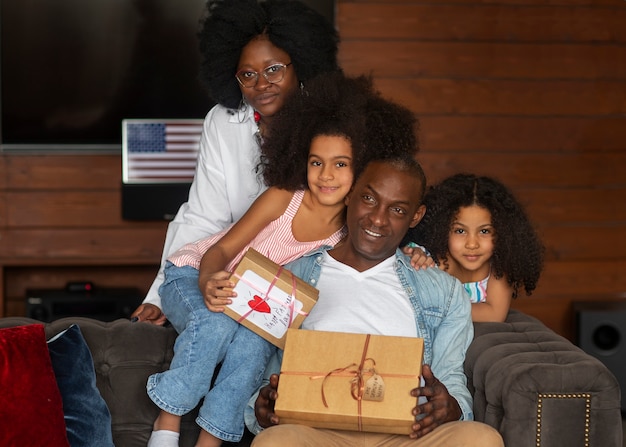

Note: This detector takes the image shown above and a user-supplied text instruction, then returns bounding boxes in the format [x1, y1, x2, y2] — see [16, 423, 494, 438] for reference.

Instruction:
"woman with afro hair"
[134, 0, 341, 325]
[146, 71, 421, 447]
[404, 174, 544, 322]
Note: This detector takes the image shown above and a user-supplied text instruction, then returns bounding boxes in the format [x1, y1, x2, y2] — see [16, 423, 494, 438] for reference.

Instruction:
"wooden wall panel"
[516, 188, 626, 224]
[537, 226, 626, 261]
[337, 4, 626, 42]
[6, 191, 169, 229]
[7, 191, 126, 227]
[340, 42, 626, 79]
[512, 296, 575, 339]
[418, 117, 626, 153]
[0, 153, 167, 317]
[515, 261, 626, 340]
[337, 0, 626, 339]
[6, 154, 120, 189]
[0, 158, 6, 227]
[532, 260, 626, 297]
[0, 157, 6, 189]
[375, 79, 626, 116]
[339, 1, 623, 10]
[1, 228, 166, 263]
[418, 152, 626, 188]
[0, 195, 6, 228]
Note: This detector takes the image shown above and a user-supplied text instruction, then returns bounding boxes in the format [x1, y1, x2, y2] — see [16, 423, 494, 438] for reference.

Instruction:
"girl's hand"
[402, 243, 436, 270]
[198, 270, 237, 312]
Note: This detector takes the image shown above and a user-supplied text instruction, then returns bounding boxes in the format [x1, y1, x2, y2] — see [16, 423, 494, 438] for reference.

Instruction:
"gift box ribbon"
[281, 334, 420, 432]
[232, 266, 307, 326]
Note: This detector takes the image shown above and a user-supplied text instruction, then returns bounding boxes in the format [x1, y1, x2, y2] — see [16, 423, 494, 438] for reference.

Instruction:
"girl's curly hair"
[406, 174, 544, 298]
[260, 71, 420, 190]
[198, 0, 340, 109]
[358, 94, 420, 196]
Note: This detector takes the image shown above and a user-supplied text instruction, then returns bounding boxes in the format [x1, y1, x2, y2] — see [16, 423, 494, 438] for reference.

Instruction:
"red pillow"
[0, 324, 69, 446]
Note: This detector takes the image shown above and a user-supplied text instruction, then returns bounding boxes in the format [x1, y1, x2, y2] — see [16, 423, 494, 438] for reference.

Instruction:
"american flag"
[122, 119, 204, 183]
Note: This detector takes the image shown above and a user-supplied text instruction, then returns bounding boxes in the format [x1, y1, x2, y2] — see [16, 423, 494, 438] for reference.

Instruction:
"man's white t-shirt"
[302, 252, 418, 338]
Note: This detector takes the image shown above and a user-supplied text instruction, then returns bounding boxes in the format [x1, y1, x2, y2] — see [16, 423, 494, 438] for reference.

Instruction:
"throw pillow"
[48, 324, 114, 447]
[0, 324, 70, 447]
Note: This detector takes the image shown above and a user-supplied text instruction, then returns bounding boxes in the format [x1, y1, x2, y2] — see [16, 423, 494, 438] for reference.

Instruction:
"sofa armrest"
[465, 310, 622, 447]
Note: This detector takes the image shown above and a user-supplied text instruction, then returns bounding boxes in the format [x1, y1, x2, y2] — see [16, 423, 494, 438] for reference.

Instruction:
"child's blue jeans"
[147, 262, 276, 442]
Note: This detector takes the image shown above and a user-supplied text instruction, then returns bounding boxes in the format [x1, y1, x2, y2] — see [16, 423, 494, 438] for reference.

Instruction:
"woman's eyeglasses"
[235, 63, 292, 88]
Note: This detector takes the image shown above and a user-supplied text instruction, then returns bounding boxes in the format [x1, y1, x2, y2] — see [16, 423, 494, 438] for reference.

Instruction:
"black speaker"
[26, 285, 144, 322]
[122, 182, 191, 221]
[574, 300, 626, 412]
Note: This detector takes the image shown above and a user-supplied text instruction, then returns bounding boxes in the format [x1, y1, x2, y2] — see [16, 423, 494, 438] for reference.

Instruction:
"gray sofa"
[1, 310, 622, 447]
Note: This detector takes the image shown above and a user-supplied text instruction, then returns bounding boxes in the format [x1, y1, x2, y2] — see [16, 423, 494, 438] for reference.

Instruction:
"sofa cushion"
[48, 324, 114, 447]
[0, 317, 200, 447]
[0, 324, 70, 446]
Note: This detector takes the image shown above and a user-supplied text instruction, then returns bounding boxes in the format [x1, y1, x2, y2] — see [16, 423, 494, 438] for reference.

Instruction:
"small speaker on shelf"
[574, 300, 626, 412]
[26, 283, 144, 323]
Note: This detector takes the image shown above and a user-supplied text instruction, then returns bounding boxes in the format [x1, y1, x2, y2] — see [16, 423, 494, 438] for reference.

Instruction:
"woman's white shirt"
[143, 104, 267, 307]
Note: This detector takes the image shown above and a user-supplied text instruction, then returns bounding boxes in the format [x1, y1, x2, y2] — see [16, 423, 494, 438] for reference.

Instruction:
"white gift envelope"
[228, 269, 305, 339]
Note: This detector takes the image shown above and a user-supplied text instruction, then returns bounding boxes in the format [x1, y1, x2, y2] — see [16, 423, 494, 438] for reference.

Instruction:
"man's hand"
[130, 303, 167, 325]
[254, 374, 281, 428]
[409, 364, 462, 438]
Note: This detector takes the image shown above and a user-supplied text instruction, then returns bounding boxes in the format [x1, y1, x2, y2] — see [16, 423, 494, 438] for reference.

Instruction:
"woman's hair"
[260, 71, 420, 190]
[198, 0, 340, 109]
[406, 174, 544, 298]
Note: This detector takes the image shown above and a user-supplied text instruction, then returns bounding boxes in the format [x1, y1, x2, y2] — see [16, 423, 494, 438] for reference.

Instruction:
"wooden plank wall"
[336, 0, 626, 339]
[0, 154, 168, 317]
[1, 1, 625, 340]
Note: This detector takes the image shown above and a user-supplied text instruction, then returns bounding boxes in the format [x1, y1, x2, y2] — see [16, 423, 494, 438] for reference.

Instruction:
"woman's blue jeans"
[147, 263, 276, 442]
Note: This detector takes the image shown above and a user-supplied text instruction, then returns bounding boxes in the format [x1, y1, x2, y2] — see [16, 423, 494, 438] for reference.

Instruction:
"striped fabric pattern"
[168, 190, 346, 271]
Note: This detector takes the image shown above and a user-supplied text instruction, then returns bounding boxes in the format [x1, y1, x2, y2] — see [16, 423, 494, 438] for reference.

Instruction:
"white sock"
[147, 429, 180, 447]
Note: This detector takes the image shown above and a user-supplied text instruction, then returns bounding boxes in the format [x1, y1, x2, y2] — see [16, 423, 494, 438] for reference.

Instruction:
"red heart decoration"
[248, 295, 271, 313]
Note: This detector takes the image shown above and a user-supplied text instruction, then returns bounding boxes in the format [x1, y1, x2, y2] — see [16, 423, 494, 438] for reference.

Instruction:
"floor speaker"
[574, 301, 626, 412]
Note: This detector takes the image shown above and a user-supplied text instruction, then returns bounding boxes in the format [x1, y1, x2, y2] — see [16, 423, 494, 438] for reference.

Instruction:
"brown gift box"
[275, 328, 424, 434]
[224, 248, 319, 349]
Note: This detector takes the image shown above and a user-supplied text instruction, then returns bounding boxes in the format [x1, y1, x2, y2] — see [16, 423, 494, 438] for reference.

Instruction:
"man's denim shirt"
[245, 246, 474, 434]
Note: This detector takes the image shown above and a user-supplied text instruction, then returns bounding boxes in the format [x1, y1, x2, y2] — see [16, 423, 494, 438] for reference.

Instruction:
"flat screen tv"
[0, 0, 213, 152]
[0, 0, 334, 153]
[0, 0, 334, 220]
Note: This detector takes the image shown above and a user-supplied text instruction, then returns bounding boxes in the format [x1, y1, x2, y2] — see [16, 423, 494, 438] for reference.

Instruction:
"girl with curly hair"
[146, 72, 420, 447]
[405, 174, 544, 322]
[134, 0, 341, 326]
